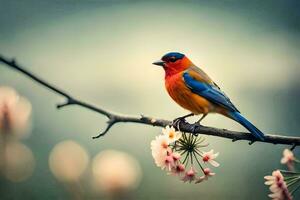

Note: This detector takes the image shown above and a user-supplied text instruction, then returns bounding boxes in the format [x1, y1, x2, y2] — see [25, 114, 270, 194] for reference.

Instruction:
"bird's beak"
[152, 59, 165, 67]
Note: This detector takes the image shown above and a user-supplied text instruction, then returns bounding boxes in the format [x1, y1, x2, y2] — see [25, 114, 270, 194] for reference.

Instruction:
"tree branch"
[0, 55, 299, 147]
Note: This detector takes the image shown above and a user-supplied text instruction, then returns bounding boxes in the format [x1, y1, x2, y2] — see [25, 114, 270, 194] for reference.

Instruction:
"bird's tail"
[229, 111, 265, 141]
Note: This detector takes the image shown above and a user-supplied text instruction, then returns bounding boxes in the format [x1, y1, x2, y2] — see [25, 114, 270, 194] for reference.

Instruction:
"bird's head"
[153, 52, 193, 76]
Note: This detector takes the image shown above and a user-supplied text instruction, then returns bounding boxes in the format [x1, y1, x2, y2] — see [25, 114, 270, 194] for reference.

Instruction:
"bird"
[153, 52, 265, 141]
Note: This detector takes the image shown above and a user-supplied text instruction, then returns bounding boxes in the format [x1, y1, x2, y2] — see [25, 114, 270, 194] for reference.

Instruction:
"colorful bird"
[153, 52, 265, 141]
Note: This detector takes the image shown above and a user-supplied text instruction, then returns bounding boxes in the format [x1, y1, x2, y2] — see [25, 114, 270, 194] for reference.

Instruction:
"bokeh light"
[49, 140, 89, 182]
[92, 150, 142, 194]
[3, 141, 35, 182]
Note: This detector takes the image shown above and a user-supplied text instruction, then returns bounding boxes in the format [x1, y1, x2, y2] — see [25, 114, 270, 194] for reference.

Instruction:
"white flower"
[151, 135, 169, 168]
[182, 167, 197, 183]
[0, 87, 31, 137]
[150, 128, 220, 184]
[202, 150, 220, 167]
[281, 149, 295, 165]
[150, 134, 179, 171]
[162, 126, 182, 143]
[151, 135, 169, 152]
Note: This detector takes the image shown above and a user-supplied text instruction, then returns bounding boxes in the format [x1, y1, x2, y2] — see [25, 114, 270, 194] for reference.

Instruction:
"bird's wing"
[187, 66, 214, 84]
[183, 68, 239, 112]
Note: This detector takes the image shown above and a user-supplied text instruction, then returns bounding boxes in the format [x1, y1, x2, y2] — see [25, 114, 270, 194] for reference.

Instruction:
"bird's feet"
[171, 117, 202, 137]
[170, 113, 194, 131]
[171, 116, 187, 131]
[190, 122, 202, 136]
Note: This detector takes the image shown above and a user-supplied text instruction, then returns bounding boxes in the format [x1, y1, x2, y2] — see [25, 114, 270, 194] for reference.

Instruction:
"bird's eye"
[169, 57, 176, 62]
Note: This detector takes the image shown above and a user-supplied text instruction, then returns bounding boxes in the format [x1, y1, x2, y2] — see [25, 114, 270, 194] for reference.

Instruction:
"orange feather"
[165, 71, 213, 115]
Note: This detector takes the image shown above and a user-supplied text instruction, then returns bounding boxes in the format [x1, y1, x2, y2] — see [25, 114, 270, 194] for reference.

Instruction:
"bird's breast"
[165, 73, 213, 114]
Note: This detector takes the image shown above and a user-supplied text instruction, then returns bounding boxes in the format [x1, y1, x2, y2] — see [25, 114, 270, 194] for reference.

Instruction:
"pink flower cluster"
[264, 170, 292, 200]
[281, 149, 295, 171]
[151, 126, 219, 183]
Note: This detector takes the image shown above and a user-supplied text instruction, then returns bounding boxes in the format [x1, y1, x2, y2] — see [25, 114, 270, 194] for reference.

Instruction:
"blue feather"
[162, 52, 184, 60]
[229, 112, 265, 141]
[183, 72, 238, 112]
[183, 71, 265, 141]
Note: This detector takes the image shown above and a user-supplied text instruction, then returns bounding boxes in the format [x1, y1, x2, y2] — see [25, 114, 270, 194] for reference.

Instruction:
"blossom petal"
[280, 157, 288, 164]
[264, 175, 275, 181]
[209, 160, 220, 167]
[264, 180, 274, 185]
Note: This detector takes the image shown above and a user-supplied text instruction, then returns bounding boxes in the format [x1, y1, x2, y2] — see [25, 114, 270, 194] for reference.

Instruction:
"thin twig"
[0, 55, 299, 146]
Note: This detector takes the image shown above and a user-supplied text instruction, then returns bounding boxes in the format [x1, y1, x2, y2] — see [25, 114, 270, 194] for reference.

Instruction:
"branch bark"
[0, 55, 299, 148]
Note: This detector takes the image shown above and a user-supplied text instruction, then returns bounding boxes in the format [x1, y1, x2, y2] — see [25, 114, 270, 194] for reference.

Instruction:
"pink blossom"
[202, 150, 219, 167]
[264, 170, 292, 200]
[281, 149, 295, 171]
[163, 155, 175, 171]
[195, 168, 215, 184]
[182, 167, 197, 183]
[171, 152, 181, 162]
[150, 126, 220, 184]
[171, 163, 185, 176]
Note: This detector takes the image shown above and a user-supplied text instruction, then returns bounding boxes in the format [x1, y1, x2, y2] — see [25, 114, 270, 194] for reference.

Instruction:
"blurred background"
[0, 0, 299, 199]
